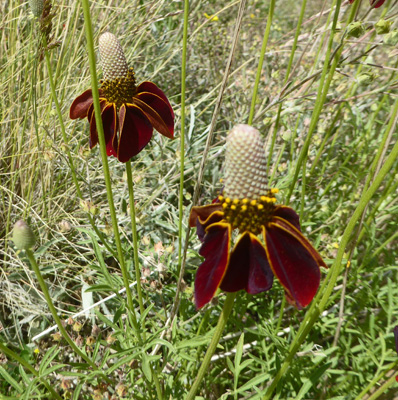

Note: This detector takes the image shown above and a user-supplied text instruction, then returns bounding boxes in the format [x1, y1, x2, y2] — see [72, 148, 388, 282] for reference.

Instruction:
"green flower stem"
[267, 0, 307, 176]
[354, 363, 398, 400]
[185, 292, 237, 400]
[41, 33, 116, 260]
[286, 0, 355, 204]
[177, 0, 189, 277]
[125, 160, 145, 316]
[0, 341, 62, 400]
[247, 0, 275, 125]
[364, 370, 398, 400]
[25, 249, 97, 369]
[80, 0, 141, 340]
[152, 365, 163, 400]
[263, 100, 398, 399]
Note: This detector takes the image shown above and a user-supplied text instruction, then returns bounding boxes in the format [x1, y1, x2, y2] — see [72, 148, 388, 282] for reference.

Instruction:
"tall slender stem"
[185, 292, 237, 400]
[286, 0, 352, 204]
[177, 0, 189, 277]
[247, 0, 275, 125]
[126, 161, 145, 316]
[25, 249, 97, 369]
[80, 0, 141, 340]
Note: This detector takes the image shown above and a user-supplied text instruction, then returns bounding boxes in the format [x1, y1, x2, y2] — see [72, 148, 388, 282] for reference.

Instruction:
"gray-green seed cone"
[12, 220, 36, 250]
[99, 32, 129, 80]
[224, 124, 268, 199]
[29, 0, 44, 17]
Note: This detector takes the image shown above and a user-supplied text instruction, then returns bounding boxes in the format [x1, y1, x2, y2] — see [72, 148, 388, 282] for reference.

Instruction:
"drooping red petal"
[134, 94, 174, 139]
[117, 104, 153, 162]
[394, 326, 398, 355]
[272, 217, 326, 267]
[195, 223, 231, 309]
[246, 234, 274, 294]
[273, 206, 301, 232]
[101, 104, 117, 157]
[136, 81, 174, 118]
[370, 0, 385, 7]
[87, 99, 108, 148]
[220, 232, 273, 295]
[70, 89, 94, 119]
[189, 202, 224, 242]
[264, 222, 322, 308]
[189, 203, 224, 231]
[195, 210, 224, 242]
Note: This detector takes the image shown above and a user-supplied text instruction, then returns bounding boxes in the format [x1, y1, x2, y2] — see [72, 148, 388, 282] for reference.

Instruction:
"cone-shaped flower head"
[189, 124, 325, 310]
[224, 124, 268, 199]
[99, 32, 129, 80]
[70, 32, 174, 163]
[29, 0, 44, 17]
[12, 220, 36, 250]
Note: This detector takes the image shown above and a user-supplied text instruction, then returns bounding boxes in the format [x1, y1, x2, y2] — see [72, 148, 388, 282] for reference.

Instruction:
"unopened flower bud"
[29, 0, 44, 17]
[347, 21, 365, 38]
[224, 124, 268, 199]
[99, 32, 129, 80]
[375, 19, 391, 35]
[12, 220, 36, 250]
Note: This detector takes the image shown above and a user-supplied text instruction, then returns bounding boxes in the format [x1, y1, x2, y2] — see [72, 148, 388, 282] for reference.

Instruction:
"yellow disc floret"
[100, 67, 137, 108]
[220, 189, 278, 234]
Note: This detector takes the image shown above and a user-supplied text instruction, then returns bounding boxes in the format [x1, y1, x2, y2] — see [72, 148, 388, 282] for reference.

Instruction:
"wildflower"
[70, 32, 174, 162]
[369, 0, 386, 7]
[348, 0, 385, 7]
[12, 220, 36, 250]
[189, 124, 326, 310]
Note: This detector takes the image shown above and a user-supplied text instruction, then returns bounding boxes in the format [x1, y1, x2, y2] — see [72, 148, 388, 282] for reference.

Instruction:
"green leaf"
[0, 365, 24, 393]
[296, 362, 332, 400]
[141, 353, 152, 382]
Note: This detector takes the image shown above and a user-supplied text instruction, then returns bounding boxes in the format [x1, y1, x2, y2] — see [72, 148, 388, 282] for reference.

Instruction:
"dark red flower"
[349, 0, 386, 7]
[189, 125, 326, 310]
[370, 0, 386, 7]
[70, 32, 174, 163]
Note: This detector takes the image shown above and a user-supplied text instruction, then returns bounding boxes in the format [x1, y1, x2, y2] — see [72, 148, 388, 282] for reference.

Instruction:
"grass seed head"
[29, 0, 44, 17]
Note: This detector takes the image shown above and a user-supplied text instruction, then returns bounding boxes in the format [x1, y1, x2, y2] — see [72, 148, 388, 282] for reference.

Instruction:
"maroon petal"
[273, 206, 301, 232]
[134, 93, 174, 139]
[70, 89, 93, 119]
[273, 217, 326, 267]
[117, 104, 153, 162]
[189, 204, 223, 227]
[371, 0, 385, 7]
[101, 104, 117, 157]
[195, 223, 231, 309]
[87, 100, 108, 148]
[136, 81, 174, 118]
[220, 232, 273, 295]
[264, 222, 323, 308]
[394, 326, 398, 355]
[196, 210, 224, 242]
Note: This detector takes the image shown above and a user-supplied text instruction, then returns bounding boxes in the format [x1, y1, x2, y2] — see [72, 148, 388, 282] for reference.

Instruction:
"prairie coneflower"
[70, 32, 174, 162]
[189, 124, 326, 310]
[349, 0, 386, 7]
